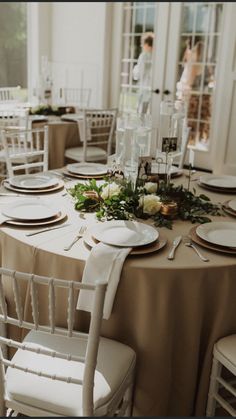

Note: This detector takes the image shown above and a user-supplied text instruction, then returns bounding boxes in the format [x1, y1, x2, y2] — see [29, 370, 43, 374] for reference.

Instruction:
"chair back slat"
[0, 277, 7, 321]
[30, 277, 39, 330]
[1, 126, 48, 177]
[12, 273, 23, 326]
[67, 281, 75, 337]
[49, 279, 55, 334]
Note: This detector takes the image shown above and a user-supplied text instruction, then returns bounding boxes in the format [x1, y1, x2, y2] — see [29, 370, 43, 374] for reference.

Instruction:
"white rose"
[101, 182, 121, 200]
[144, 182, 158, 194]
[139, 194, 162, 215]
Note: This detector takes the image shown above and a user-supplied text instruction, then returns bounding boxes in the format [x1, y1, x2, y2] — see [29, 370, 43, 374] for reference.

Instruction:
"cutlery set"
[25, 225, 209, 260]
[168, 235, 209, 262]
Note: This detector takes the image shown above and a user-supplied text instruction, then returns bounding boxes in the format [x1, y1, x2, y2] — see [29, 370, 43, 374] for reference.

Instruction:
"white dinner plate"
[9, 174, 58, 190]
[83, 228, 166, 255]
[199, 174, 236, 189]
[67, 163, 108, 176]
[196, 222, 236, 248]
[2, 199, 60, 221]
[89, 220, 159, 247]
[228, 199, 236, 212]
[4, 179, 64, 194]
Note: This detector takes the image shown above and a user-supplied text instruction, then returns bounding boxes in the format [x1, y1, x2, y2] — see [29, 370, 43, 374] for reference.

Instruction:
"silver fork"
[183, 236, 209, 262]
[63, 226, 87, 251]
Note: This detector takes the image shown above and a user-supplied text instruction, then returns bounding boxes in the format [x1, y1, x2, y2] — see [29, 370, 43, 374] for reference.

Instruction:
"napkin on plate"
[77, 242, 131, 319]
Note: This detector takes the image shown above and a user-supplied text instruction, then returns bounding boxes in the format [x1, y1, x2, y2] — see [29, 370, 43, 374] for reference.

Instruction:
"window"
[177, 3, 223, 150]
[0, 2, 27, 98]
[119, 2, 156, 113]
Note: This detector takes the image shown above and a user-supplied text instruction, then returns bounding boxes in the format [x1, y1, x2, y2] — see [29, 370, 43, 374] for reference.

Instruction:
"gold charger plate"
[3, 180, 64, 194]
[83, 229, 167, 256]
[62, 169, 107, 180]
[189, 226, 236, 255]
[4, 211, 67, 227]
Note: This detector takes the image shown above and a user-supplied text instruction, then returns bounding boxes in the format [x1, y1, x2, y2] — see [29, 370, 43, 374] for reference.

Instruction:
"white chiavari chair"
[0, 87, 21, 104]
[0, 108, 29, 131]
[0, 109, 29, 175]
[206, 335, 236, 416]
[0, 268, 136, 417]
[65, 109, 117, 163]
[59, 87, 91, 110]
[1, 126, 49, 178]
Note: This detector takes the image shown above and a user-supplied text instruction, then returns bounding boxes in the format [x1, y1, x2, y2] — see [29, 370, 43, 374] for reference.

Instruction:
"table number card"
[161, 137, 178, 153]
[138, 156, 152, 180]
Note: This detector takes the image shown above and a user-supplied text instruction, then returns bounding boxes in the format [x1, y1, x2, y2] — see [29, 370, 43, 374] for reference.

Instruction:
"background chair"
[0, 267, 136, 417]
[0, 108, 29, 131]
[65, 108, 117, 163]
[1, 126, 49, 177]
[0, 86, 21, 104]
[59, 87, 91, 110]
[0, 109, 29, 175]
[206, 334, 236, 416]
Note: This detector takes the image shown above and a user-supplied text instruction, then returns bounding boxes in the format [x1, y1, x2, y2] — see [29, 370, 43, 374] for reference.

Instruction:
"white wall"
[51, 2, 108, 108]
[28, 2, 52, 102]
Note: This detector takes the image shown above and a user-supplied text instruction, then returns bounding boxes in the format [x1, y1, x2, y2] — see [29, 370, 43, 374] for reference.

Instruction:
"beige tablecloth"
[0, 174, 236, 416]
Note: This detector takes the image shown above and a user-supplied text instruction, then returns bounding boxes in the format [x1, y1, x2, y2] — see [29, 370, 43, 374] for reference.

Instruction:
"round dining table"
[0, 172, 236, 416]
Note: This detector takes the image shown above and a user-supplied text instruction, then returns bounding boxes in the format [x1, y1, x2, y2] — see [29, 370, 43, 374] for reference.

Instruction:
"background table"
[32, 118, 80, 169]
[0, 174, 236, 416]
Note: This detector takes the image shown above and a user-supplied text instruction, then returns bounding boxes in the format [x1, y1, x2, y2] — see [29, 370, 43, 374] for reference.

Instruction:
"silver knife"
[167, 235, 182, 260]
[26, 223, 71, 237]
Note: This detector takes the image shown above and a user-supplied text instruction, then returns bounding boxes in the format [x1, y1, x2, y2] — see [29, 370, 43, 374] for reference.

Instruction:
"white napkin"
[77, 242, 131, 319]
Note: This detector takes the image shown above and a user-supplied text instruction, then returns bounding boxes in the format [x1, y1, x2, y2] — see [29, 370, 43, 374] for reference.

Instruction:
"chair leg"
[206, 356, 222, 416]
[123, 376, 135, 417]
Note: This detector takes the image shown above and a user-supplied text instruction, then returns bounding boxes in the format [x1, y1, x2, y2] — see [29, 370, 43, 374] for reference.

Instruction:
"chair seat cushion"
[65, 146, 107, 162]
[0, 148, 37, 164]
[214, 334, 236, 372]
[6, 330, 136, 416]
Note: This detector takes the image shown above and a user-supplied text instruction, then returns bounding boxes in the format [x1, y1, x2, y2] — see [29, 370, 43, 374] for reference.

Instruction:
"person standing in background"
[133, 32, 154, 114]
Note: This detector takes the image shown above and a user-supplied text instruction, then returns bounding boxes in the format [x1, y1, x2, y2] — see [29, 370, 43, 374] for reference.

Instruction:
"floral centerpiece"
[29, 105, 75, 116]
[69, 178, 222, 229]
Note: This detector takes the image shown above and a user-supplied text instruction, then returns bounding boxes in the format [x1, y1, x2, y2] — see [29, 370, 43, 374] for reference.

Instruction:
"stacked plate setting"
[189, 222, 236, 255]
[222, 199, 236, 217]
[64, 163, 108, 179]
[198, 174, 236, 193]
[4, 174, 64, 194]
[1, 199, 66, 227]
[83, 220, 167, 255]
